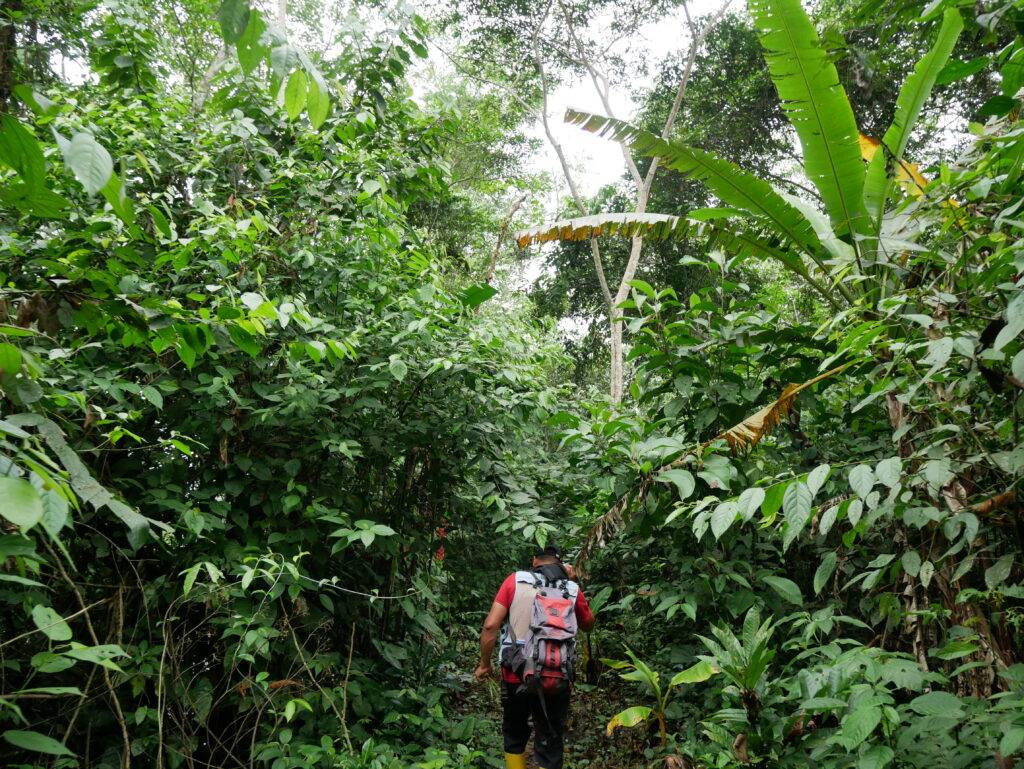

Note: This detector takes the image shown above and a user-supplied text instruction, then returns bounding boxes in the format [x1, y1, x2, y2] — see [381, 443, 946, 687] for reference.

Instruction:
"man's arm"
[475, 600, 508, 680]
[564, 563, 596, 632]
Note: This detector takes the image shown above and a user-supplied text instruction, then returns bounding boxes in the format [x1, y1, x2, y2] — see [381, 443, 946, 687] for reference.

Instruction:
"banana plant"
[605, 649, 719, 748]
[515, 0, 965, 309]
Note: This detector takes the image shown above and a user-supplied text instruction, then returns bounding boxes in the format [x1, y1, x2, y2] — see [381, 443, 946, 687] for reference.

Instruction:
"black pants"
[501, 681, 570, 769]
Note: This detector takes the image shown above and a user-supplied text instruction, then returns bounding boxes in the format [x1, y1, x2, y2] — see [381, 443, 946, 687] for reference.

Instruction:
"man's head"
[532, 544, 563, 568]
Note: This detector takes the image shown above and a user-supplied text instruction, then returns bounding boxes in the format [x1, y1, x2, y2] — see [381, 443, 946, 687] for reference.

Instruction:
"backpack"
[505, 565, 579, 696]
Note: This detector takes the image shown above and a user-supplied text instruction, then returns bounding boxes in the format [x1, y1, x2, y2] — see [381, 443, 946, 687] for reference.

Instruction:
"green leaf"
[908, 691, 963, 716]
[460, 283, 498, 308]
[306, 75, 331, 129]
[388, 356, 408, 382]
[181, 563, 202, 596]
[875, 457, 902, 488]
[1000, 726, 1024, 757]
[763, 575, 803, 605]
[62, 643, 127, 671]
[858, 744, 895, 769]
[284, 69, 308, 121]
[919, 559, 935, 588]
[840, 705, 881, 749]
[228, 324, 261, 357]
[669, 659, 718, 686]
[3, 730, 74, 757]
[236, 10, 267, 74]
[782, 481, 812, 550]
[605, 705, 652, 736]
[923, 458, 953, 490]
[218, 0, 250, 44]
[711, 500, 738, 539]
[935, 56, 987, 85]
[0, 182, 69, 218]
[141, 386, 163, 409]
[985, 553, 1013, 589]
[659, 469, 696, 501]
[59, 131, 114, 195]
[100, 172, 134, 226]
[748, 0, 867, 240]
[849, 465, 875, 499]
[562, 112, 822, 254]
[40, 490, 69, 537]
[814, 552, 837, 595]
[31, 604, 73, 641]
[737, 486, 765, 522]
[863, 8, 962, 227]
[901, 550, 922, 577]
[806, 463, 830, 496]
[0, 115, 46, 188]
[0, 477, 44, 529]
[0, 342, 22, 377]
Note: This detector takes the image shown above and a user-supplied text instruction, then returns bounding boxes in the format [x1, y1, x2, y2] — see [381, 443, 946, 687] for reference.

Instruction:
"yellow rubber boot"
[504, 753, 527, 769]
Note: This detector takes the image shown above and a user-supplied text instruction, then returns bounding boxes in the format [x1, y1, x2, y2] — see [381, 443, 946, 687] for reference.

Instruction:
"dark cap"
[534, 544, 563, 560]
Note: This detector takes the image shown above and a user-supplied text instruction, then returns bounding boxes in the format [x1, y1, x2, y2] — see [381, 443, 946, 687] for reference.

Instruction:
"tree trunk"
[609, 309, 623, 404]
[0, 1, 21, 111]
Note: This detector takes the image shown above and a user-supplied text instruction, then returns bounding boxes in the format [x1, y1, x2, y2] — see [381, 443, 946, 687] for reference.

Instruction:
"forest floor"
[453, 678, 648, 768]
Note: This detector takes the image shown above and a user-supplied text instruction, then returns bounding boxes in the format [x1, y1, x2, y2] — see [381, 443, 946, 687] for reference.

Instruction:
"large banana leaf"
[863, 8, 963, 228]
[515, 209, 846, 308]
[748, 0, 867, 241]
[514, 212, 684, 248]
[564, 111, 824, 256]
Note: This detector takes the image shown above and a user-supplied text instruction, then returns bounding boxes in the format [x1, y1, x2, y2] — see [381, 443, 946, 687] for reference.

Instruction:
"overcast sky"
[528, 0, 728, 208]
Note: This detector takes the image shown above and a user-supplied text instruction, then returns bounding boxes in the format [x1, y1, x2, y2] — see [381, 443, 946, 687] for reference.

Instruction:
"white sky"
[527, 0, 727, 207]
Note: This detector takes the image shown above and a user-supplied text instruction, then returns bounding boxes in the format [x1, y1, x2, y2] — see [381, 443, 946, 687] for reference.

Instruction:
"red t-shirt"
[493, 572, 595, 683]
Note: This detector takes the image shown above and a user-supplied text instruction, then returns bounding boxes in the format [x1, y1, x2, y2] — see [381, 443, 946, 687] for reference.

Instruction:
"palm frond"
[748, 0, 868, 240]
[564, 111, 823, 255]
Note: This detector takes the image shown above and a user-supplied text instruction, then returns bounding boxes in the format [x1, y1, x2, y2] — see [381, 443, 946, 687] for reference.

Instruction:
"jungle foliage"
[1, 0, 1023, 767]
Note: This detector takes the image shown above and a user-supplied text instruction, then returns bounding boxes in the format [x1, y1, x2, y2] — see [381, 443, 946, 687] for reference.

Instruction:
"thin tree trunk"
[0, 1, 20, 111]
[554, 0, 731, 404]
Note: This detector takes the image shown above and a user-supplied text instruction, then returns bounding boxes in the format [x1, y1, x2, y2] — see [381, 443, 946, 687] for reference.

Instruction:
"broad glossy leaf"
[0, 477, 43, 529]
[985, 553, 1013, 589]
[901, 550, 921, 577]
[0, 115, 46, 187]
[813, 552, 837, 595]
[840, 705, 881, 748]
[658, 469, 695, 501]
[460, 284, 498, 308]
[669, 659, 718, 686]
[858, 744, 895, 769]
[2, 730, 74, 756]
[306, 75, 331, 129]
[605, 706, 652, 736]
[908, 691, 963, 716]
[863, 9, 962, 227]
[284, 69, 308, 120]
[59, 131, 114, 195]
[31, 604, 73, 641]
[849, 465, 875, 499]
[748, 0, 867, 239]
[0, 342, 22, 377]
[763, 575, 803, 605]
[563, 112, 822, 254]
[218, 0, 250, 43]
[782, 481, 812, 550]
[711, 500, 738, 539]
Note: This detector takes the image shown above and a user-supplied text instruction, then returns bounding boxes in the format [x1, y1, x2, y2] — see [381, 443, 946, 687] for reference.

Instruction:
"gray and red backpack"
[499, 565, 579, 695]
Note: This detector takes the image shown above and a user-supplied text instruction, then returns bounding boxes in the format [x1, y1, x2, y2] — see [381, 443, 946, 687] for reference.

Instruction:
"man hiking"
[474, 545, 596, 769]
